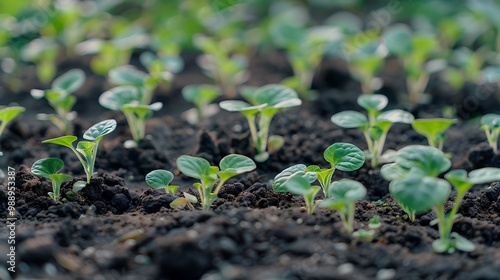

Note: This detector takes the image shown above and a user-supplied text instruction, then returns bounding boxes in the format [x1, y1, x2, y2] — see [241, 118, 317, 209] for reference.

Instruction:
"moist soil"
[1, 52, 500, 280]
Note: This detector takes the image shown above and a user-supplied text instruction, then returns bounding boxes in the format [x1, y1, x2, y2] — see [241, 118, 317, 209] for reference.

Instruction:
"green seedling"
[0, 106, 25, 144]
[273, 170, 320, 215]
[319, 179, 367, 233]
[42, 119, 117, 186]
[176, 154, 256, 210]
[99, 86, 162, 146]
[145, 169, 179, 195]
[381, 145, 500, 253]
[480, 114, 500, 153]
[170, 192, 198, 210]
[182, 85, 222, 123]
[368, 216, 381, 229]
[331, 94, 414, 167]
[31, 158, 72, 201]
[353, 228, 375, 242]
[194, 34, 248, 98]
[412, 118, 457, 150]
[383, 24, 439, 106]
[273, 143, 365, 199]
[31, 69, 86, 134]
[219, 84, 302, 162]
[20, 38, 57, 83]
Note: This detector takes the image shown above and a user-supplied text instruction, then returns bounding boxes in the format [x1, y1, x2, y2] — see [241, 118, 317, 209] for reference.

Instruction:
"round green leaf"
[323, 143, 365, 171]
[0, 106, 25, 124]
[357, 94, 388, 112]
[395, 145, 451, 177]
[380, 162, 410, 181]
[329, 179, 366, 201]
[480, 114, 500, 129]
[109, 65, 147, 87]
[99, 86, 140, 110]
[219, 100, 266, 114]
[284, 174, 313, 196]
[377, 109, 414, 124]
[52, 69, 85, 94]
[254, 84, 302, 109]
[177, 155, 211, 179]
[412, 118, 457, 140]
[219, 154, 256, 175]
[273, 164, 317, 192]
[182, 85, 221, 104]
[331, 111, 368, 128]
[145, 170, 174, 189]
[31, 157, 64, 178]
[390, 175, 451, 213]
[383, 24, 413, 56]
[83, 119, 117, 141]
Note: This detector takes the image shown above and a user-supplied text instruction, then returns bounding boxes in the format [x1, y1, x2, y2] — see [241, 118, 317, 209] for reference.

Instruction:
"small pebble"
[376, 268, 396, 280]
[338, 263, 354, 275]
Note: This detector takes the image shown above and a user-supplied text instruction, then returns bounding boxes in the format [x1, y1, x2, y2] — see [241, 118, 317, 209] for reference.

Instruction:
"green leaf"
[99, 86, 141, 110]
[323, 143, 365, 171]
[52, 69, 85, 94]
[331, 111, 368, 128]
[451, 232, 475, 252]
[0, 106, 25, 124]
[480, 114, 500, 129]
[177, 155, 211, 179]
[167, 185, 180, 194]
[31, 158, 64, 178]
[320, 179, 366, 208]
[357, 94, 388, 112]
[218, 154, 256, 179]
[380, 162, 411, 181]
[445, 168, 500, 192]
[254, 84, 302, 109]
[219, 100, 266, 115]
[389, 175, 451, 213]
[273, 164, 317, 192]
[395, 145, 451, 177]
[182, 85, 221, 105]
[76, 141, 96, 159]
[170, 197, 188, 209]
[145, 169, 174, 190]
[183, 192, 198, 203]
[109, 65, 147, 87]
[412, 118, 457, 141]
[383, 24, 413, 56]
[268, 135, 285, 153]
[42, 135, 78, 149]
[377, 109, 414, 124]
[284, 174, 316, 196]
[73, 181, 87, 192]
[83, 119, 117, 141]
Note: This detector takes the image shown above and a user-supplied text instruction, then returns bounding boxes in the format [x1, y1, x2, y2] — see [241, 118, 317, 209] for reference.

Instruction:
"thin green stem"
[245, 115, 259, 152]
[435, 204, 448, 241]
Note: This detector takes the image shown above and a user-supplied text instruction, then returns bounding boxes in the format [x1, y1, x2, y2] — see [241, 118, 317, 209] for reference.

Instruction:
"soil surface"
[1, 51, 500, 280]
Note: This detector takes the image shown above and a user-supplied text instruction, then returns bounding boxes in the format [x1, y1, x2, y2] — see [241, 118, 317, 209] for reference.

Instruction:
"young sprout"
[176, 154, 256, 210]
[383, 24, 439, 106]
[273, 167, 319, 215]
[0, 106, 25, 143]
[20, 38, 57, 83]
[30, 69, 86, 134]
[182, 85, 222, 124]
[381, 145, 500, 253]
[331, 94, 414, 167]
[170, 192, 198, 211]
[219, 84, 302, 162]
[31, 158, 73, 201]
[368, 216, 381, 229]
[145, 169, 179, 195]
[319, 179, 367, 233]
[412, 118, 457, 150]
[99, 86, 162, 146]
[42, 119, 117, 185]
[480, 114, 500, 153]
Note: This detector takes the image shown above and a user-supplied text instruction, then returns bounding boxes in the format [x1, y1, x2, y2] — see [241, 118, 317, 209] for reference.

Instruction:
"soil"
[1, 50, 500, 280]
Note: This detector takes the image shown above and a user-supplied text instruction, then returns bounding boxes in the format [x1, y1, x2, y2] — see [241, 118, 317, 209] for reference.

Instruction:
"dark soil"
[1, 52, 500, 280]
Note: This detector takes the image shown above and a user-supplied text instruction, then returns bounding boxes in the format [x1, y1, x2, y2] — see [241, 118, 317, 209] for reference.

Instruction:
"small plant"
[331, 94, 414, 166]
[368, 216, 381, 229]
[20, 38, 57, 83]
[480, 113, 500, 153]
[145, 169, 179, 195]
[0, 105, 25, 144]
[412, 118, 457, 150]
[182, 84, 222, 123]
[219, 84, 302, 162]
[273, 143, 365, 199]
[31, 158, 73, 201]
[176, 154, 256, 210]
[319, 179, 367, 233]
[273, 169, 320, 215]
[99, 86, 162, 146]
[42, 119, 117, 186]
[381, 145, 500, 253]
[30, 69, 86, 134]
[170, 192, 199, 210]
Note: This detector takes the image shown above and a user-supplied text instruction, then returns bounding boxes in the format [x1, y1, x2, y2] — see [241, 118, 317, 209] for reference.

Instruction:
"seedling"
[176, 154, 256, 210]
[219, 84, 302, 162]
[42, 119, 117, 185]
[20, 38, 57, 83]
[31, 69, 86, 134]
[0, 106, 25, 144]
[368, 216, 381, 229]
[99, 86, 162, 146]
[381, 145, 500, 253]
[383, 24, 439, 106]
[31, 158, 72, 201]
[273, 143, 365, 199]
[353, 229, 375, 242]
[145, 169, 179, 195]
[170, 192, 198, 210]
[412, 118, 457, 150]
[319, 179, 367, 233]
[273, 169, 320, 215]
[480, 114, 500, 153]
[182, 85, 222, 123]
[331, 94, 414, 166]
